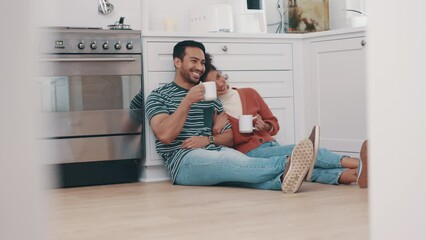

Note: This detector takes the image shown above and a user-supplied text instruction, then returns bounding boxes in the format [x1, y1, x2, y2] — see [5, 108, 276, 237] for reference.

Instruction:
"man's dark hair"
[200, 52, 217, 82]
[173, 40, 206, 60]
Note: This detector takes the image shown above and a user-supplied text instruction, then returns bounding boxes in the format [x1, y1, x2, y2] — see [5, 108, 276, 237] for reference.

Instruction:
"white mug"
[202, 82, 217, 101]
[239, 115, 256, 133]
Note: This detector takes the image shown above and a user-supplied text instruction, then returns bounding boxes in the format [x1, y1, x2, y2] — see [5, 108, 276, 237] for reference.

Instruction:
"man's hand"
[181, 136, 210, 149]
[184, 84, 205, 105]
[254, 114, 272, 132]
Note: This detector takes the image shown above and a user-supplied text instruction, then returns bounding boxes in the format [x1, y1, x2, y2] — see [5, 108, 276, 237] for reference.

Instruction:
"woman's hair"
[200, 52, 217, 82]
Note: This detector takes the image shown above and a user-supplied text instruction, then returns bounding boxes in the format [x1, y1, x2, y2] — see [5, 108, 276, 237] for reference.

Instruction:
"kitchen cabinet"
[140, 29, 366, 182]
[305, 33, 367, 154]
[141, 35, 297, 181]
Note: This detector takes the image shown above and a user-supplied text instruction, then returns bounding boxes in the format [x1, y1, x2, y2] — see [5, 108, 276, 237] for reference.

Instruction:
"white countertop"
[141, 26, 366, 40]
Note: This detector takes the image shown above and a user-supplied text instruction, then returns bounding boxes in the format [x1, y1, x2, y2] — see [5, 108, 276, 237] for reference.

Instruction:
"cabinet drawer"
[206, 43, 292, 71]
[40, 135, 142, 164]
[146, 71, 293, 98]
[225, 71, 293, 97]
[146, 42, 293, 71]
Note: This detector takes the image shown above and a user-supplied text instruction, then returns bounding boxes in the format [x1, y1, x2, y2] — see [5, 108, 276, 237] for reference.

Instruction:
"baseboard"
[140, 165, 170, 182]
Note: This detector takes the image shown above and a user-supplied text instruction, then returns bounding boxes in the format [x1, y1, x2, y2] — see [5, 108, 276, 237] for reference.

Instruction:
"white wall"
[39, 0, 142, 30]
[329, 0, 366, 29]
[144, 0, 280, 33]
[368, 0, 426, 239]
[265, 0, 285, 33]
[144, 0, 229, 32]
[38, 0, 364, 32]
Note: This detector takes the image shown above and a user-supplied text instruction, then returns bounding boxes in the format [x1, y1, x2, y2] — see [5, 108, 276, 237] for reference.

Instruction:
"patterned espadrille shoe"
[281, 139, 314, 194]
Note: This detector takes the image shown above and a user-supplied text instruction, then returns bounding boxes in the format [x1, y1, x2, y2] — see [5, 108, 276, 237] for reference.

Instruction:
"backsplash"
[39, 0, 365, 32]
[39, 0, 141, 30]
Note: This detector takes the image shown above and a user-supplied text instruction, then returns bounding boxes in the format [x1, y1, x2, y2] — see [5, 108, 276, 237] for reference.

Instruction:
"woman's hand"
[181, 136, 210, 149]
[254, 114, 271, 132]
[213, 111, 229, 135]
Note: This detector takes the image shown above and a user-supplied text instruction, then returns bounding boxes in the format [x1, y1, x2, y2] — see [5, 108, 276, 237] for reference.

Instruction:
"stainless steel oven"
[38, 27, 144, 187]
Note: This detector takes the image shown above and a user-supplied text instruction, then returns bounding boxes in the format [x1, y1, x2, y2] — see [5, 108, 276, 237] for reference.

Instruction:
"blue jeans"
[246, 141, 346, 185]
[174, 146, 286, 190]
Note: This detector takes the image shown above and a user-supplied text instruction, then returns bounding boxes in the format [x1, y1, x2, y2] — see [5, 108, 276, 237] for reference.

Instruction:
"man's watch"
[208, 135, 215, 145]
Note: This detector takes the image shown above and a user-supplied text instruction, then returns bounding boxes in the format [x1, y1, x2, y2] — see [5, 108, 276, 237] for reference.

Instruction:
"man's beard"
[181, 68, 201, 85]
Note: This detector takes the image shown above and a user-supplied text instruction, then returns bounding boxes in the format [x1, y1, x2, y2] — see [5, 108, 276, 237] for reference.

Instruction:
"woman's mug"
[202, 82, 217, 101]
[239, 115, 257, 133]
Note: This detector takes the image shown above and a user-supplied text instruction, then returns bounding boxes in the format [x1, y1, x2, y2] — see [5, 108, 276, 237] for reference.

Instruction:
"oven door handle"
[39, 57, 136, 62]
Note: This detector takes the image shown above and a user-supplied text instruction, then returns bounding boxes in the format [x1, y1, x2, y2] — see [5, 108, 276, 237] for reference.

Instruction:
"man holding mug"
[201, 53, 369, 187]
[145, 40, 315, 193]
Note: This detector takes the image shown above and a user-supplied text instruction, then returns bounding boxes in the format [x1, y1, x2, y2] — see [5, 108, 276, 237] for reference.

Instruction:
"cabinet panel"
[206, 43, 293, 71]
[143, 37, 296, 181]
[264, 98, 295, 145]
[225, 71, 293, 97]
[146, 42, 293, 71]
[147, 72, 174, 92]
[146, 129, 163, 165]
[144, 72, 174, 165]
[309, 37, 367, 153]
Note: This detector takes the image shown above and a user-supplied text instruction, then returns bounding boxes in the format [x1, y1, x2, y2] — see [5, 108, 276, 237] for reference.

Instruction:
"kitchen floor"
[47, 181, 369, 240]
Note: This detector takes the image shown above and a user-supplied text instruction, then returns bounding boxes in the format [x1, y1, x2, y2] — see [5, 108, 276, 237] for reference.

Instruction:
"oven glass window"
[38, 75, 141, 112]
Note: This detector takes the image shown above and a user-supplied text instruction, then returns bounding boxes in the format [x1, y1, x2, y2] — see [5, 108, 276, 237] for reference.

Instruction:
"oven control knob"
[114, 42, 122, 50]
[77, 42, 85, 50]
[126, 42, 133, 50]
[90, 42, 97, 50]
[102, 42, 109, 50]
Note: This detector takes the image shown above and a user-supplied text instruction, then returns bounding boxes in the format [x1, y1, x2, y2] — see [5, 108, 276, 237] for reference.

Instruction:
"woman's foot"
[305, 125, 320, 181]
[282, 139, 314, 193]
[338, 169, 358, 184]
[358, 140, 369, 188]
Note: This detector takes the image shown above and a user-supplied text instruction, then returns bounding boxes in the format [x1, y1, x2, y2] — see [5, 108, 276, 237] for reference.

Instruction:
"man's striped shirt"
[145, 82, 231, 183]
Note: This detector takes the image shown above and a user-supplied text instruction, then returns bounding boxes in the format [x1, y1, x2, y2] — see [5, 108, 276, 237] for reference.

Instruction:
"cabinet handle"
[221, 45, 228, 52]
[361, 40, 367, 47]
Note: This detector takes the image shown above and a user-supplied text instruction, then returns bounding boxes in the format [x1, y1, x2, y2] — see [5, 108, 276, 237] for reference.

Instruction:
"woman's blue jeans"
[246, 141, 346, 185]
[175, 146, 286, 190]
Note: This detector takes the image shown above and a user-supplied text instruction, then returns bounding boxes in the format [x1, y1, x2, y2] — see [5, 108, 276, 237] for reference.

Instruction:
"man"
[144, 40, 314, 193]
[201, 53, 368, 188]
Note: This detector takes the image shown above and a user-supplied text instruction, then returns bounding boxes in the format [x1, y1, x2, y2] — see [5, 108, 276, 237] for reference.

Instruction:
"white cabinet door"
[264, 98, 295, 145]
[144, 72, 175, 166]
[142, 37, 296, 181]
[309, 37, 367, 153]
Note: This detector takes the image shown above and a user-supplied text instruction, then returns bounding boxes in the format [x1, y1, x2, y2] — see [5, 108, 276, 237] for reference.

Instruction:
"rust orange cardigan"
[227, 88, 280, 153]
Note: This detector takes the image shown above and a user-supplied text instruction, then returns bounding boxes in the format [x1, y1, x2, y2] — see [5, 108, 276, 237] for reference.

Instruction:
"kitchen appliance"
[189, 4, 234, 33]
[38, 27, 144, 187]
[108, 17, 132, 30]
[231, 0, 267, 33]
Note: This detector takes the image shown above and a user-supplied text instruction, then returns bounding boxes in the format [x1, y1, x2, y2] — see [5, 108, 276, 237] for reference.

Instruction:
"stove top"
[39, 27, 141, 54]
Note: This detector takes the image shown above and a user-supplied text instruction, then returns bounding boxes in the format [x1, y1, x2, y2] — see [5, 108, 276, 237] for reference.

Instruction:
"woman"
[201, 53, 368, 187]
